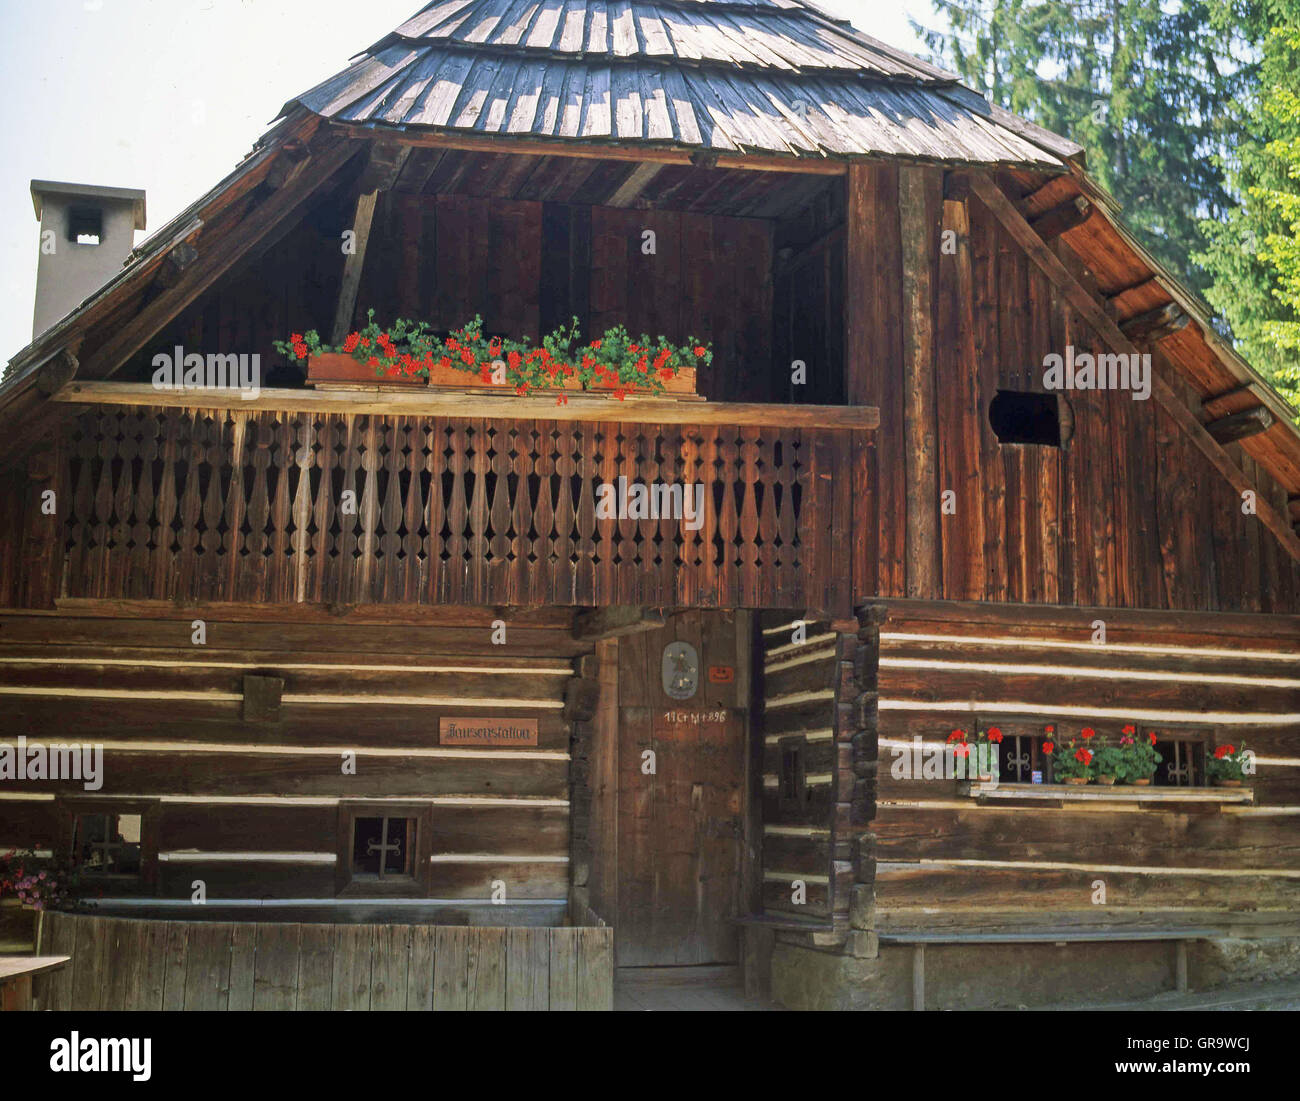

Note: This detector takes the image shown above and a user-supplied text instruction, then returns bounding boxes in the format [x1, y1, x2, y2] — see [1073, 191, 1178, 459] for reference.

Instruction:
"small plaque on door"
[662, 642, 699, 700]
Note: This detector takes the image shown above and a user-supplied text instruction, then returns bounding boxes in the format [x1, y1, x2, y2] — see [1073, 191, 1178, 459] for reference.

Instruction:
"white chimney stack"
[30, 180, 146, 338]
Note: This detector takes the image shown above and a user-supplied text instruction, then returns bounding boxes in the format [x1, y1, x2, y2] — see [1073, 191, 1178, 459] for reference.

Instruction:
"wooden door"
[614, 612, 751, 966]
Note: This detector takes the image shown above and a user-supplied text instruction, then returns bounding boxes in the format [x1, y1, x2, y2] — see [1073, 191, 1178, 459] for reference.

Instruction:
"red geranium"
[1081, 727, 1096, 740]
[1075, 747, 1093, 766]
[1042, 740, 1055, 754]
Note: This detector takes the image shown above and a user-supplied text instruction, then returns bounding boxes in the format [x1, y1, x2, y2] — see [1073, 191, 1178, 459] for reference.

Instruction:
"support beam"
[329, 144, 412, 345]
[330, 123, 848, 176]
[969, 171, 1300, 566]
[606, 162, 665, 208]
[1205, 405, 1275, 446]
[1121, 301, 1191, 344]
[1029, 195, 1093, 241]
[573, 606, 667, 642]
[898, 166, 942, 599]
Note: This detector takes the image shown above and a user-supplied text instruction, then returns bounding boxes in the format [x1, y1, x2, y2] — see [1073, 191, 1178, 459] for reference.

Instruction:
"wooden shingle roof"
[287, 0, 1073, 166]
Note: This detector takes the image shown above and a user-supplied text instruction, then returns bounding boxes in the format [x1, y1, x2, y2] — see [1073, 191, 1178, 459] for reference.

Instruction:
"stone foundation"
[770, 936, 1300, 1010]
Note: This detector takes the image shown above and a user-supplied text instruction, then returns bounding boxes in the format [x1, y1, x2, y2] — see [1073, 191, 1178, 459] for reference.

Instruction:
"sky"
[0, 0, 936, 366]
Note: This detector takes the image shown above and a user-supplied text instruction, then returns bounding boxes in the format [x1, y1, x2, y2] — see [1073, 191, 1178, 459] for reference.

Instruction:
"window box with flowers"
[277, 313, 706, 403]
[958, 721, 1252, 805]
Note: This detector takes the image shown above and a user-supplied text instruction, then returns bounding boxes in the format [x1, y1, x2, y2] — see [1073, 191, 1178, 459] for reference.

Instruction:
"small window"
[67, 205, 103, 246]
[336, 803, 431, 895]
[989, 390, 1063, 446]
[351, 815, 415, 880]
[778, 736, 807, 813]
[1150, 729, 1208, 787]
[73, 812, 142, 877]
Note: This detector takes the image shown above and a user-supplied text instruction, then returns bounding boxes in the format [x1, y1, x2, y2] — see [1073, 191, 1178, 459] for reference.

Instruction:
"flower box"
[306, 352, 426, 390]
[0, 898, 38, 951]
[308, 352, 699, 397]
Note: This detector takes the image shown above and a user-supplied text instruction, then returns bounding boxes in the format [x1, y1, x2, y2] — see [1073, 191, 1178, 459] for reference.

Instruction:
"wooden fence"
[35, 912, 613, 1011]
[41, 405, 852, 613]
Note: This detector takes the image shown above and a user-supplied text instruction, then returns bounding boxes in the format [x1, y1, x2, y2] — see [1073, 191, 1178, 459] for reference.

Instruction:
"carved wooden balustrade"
[49, 402, 860, 612]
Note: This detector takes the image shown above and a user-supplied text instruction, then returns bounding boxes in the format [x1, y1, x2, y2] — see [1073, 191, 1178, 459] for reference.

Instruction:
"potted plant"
[1093, 741, 1125, 785]
[947, 728, 972, 777]
[1051, 733, 1096, 785]
[1207, 742, 1250, 787]
[1120, 726, 1162, 785]
[277, 313, 707, 403]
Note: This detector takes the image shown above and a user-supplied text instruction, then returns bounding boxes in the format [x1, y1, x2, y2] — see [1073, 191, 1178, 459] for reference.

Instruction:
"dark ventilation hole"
[68, 205, 103, 246]
[989, 389, 1062, 446]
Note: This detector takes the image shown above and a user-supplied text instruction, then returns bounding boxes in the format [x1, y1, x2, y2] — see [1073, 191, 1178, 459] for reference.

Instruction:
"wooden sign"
[708, 666, 735, 684]
[439, 717, 539, 747]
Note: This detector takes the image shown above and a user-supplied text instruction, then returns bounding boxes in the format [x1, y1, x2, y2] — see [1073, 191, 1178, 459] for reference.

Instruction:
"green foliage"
[1197, 4, 1300, 419]
[915, 0, 1248, 300]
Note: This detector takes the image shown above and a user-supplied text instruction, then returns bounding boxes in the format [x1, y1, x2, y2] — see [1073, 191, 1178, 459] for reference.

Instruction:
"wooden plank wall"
[756, 613, 858, 926]
[0, 610, 579, 912]
[847, 161, 1300, 614]
[134, 192, 775, 406]
[871, 601, 1300, 931]
[33, 911, 613, 1010]
[36, 405, 844, 613]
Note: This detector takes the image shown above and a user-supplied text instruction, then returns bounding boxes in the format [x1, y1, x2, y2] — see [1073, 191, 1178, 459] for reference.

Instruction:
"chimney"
[30, 180, 146, 339]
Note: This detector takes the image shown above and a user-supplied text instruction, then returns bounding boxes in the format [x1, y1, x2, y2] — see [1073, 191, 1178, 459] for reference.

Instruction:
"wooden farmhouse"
[1, 0, 1298, 1012]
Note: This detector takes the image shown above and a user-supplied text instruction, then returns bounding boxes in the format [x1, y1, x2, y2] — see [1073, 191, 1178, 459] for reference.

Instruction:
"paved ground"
[1034, 978, 1300, 1012]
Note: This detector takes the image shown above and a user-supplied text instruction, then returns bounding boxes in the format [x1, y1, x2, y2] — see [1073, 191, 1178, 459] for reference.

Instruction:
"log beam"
[1205, 406, 1275, 446]
[1120, 302, 1191, 344]
[969, 171, 1300, 566]
[573, 606, 667, 642]
[1029, 195, 1093, 241]
[52, 381, 881, 431]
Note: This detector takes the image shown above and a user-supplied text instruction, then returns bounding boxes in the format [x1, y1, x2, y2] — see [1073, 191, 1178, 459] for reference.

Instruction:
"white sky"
[0, 0, 934, 365]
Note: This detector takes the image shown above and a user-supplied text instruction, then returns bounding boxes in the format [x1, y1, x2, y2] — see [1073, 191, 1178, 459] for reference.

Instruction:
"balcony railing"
[40, 387, 872, 612]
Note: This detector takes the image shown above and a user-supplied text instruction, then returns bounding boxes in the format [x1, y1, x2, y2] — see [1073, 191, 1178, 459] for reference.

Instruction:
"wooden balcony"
[27, 384, 875, 614]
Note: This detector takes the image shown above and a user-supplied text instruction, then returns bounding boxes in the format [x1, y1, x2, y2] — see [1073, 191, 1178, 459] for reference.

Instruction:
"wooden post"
[912, 944, 925, 1011]
[898, 166, 943, 598]
[1175, 941, 1189, 994]
[845, 164, 877, 608]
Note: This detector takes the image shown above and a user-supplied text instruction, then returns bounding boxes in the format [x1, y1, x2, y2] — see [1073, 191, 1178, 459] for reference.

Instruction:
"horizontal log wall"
[871, 600, 1300, 932]
[0, 611, 580, 911]
[26, 405, 850, 613]
[757, 613, 857, 924]
[34, 911, 613, 1010]
[847, 162, 1300, 613]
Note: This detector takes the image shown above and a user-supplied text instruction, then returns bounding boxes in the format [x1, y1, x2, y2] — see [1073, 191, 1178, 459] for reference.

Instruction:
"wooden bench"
[879, 929, 1220, 1010]
[0, 956, 71, 1011]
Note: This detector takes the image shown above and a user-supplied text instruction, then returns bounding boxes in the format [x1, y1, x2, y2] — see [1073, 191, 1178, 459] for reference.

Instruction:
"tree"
[914, 1, 1249, 300]
[1196, 0, 1300, 415]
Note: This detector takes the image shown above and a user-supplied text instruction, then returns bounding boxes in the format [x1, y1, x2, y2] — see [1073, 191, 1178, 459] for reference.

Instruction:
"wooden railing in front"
[36, 911, 613, 1011]
[43, 386, 875, 613]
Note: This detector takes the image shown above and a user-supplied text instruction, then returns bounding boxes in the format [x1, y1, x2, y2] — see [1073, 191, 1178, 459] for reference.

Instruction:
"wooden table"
[0, 956, 71, 1011]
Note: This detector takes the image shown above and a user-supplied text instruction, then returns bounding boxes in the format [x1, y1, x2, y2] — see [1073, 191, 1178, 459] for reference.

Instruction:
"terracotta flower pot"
[1096, 774, 1116, 785]
[1131, 778, 1151, 786]
[1064, 776, 1090, 785]
[306, 352, 426, 389]
[1214, 778, 1243, 788]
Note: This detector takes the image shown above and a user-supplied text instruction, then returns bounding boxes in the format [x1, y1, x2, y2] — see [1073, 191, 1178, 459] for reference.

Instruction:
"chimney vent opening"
[67, 205, 103, 246]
